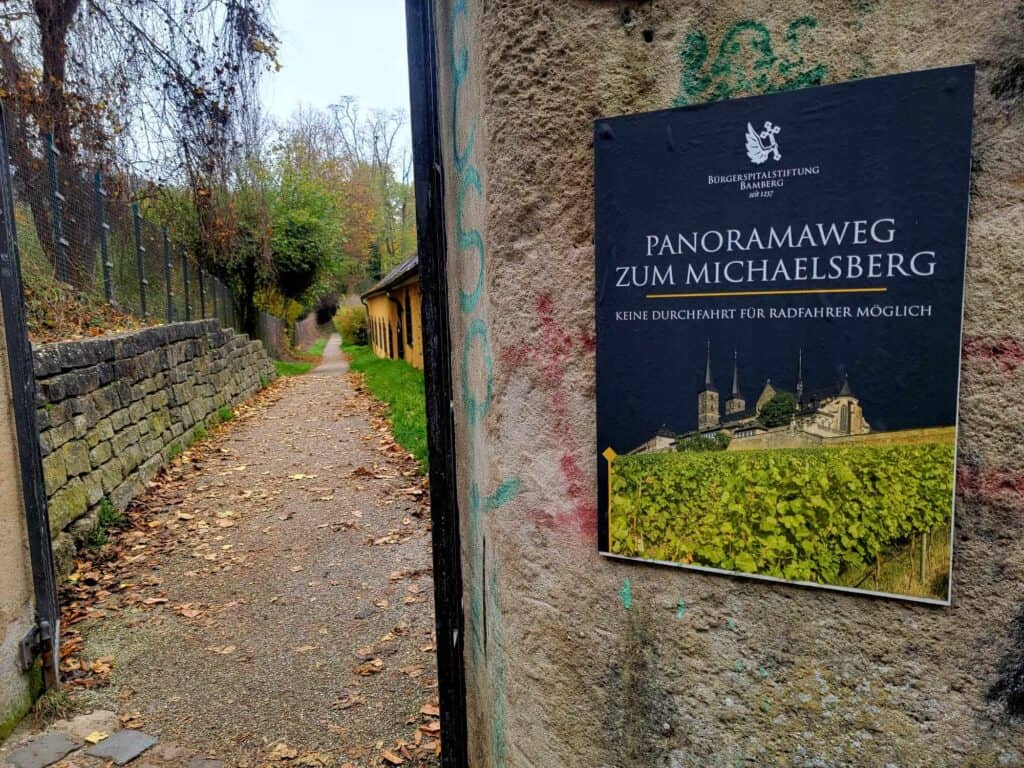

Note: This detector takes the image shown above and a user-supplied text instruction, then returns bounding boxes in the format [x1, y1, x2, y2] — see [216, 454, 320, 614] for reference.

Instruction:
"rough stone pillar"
[0, 298, 41, 736]
[433, 2, 1024, 766]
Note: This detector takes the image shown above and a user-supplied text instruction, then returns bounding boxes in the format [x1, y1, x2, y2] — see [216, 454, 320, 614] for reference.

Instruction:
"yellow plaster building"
[361, 255, 423, 371]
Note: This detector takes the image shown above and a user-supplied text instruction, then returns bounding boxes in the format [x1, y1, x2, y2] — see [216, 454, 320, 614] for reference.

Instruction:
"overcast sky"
[262, 0, 411, 144]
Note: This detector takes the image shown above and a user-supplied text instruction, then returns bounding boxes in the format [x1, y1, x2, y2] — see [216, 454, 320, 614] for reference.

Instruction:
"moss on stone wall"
[33, 320, 276, 575]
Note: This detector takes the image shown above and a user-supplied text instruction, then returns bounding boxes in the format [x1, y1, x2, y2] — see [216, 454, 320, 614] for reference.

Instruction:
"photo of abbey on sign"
[604, 343, 957, 602]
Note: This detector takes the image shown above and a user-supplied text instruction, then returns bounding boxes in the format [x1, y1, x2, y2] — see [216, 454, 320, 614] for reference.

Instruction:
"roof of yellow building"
[361, 254, 419, 300]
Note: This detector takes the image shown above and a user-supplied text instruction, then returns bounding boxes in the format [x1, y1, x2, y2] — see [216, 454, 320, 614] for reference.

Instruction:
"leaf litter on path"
[48, 367, 440, 766]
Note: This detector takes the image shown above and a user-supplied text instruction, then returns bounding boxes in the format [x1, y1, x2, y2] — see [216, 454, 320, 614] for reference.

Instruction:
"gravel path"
[46, 334, 440, 767]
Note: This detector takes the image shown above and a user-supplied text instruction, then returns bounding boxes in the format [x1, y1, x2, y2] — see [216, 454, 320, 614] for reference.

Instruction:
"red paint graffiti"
[956, 336, 1024, 506]
[958, 464, 1024, 507]
[962, 336, 1024, 371]
[501, 295, 597, 537]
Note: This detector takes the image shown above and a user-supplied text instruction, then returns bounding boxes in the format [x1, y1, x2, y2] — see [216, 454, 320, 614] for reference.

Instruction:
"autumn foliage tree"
[0, 0, 278, 321]
[1, 2, 413, 333]
[267, 103, 416, 304]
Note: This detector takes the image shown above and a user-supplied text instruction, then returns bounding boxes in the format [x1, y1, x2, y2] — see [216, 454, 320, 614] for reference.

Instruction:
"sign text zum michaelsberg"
[613, 217, 938, 289]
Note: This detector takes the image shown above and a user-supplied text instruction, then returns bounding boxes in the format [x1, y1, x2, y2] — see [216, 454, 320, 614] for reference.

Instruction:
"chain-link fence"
[3, 105, 239, 332]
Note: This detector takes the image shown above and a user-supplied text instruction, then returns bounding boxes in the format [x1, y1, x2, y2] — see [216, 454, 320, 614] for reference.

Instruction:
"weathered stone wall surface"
[435, 1, 1024, 766]
[33, 320, 276, 571]
[0, 299, 41, 737]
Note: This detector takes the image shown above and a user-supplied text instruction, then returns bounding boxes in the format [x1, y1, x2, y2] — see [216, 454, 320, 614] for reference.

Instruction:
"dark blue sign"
[595, 66, 973, 603]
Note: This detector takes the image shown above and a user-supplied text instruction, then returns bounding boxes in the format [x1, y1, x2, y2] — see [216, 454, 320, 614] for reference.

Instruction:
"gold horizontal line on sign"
[645, 286, 889, 300]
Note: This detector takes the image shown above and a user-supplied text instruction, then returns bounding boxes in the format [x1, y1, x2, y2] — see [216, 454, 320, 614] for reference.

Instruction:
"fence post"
[211, 276, 219, 321]
[94, 172, 113, 304]
[131, 203, 148, 318]
[181, 249, 191, 321]
[162, 227, 173, 324]
[44, 133, 69, 284]
[198, 268, 206, 318]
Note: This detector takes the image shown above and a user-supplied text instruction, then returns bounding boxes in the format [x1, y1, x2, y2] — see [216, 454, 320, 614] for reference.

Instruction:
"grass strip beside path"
[343, 344, 428, 472]
[275, 336, 329, 377]
[275, 359, 314, 376]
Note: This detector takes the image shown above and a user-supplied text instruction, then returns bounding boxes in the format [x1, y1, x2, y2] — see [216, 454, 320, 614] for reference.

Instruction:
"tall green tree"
[0, 0, 278, 295]
[269, 151, 340, 301]
[760, 391, 798, 427]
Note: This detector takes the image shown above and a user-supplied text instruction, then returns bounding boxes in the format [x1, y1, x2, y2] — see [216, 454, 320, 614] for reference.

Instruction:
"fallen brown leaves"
[354, 658, 384, 676]
[257, 742, 334, 767]
[24, 276, 144, 345]
[333, 691, 365, 710]
[57, 384, 283, 687]
[53, 371, 442, 766]
[373, 697, 442, 765]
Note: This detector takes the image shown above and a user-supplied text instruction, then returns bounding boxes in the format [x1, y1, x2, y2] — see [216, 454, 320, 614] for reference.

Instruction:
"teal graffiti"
[485, 478, 522, 512]
[461, 319, 494, 425]
[674, 17, 827, 106]
[620, 578, 633, 609]
[450, 1, 519, 764]
[450, 0, 484, 315]
[450, 0, 476, 174]
[675, 598, 687, 619]
[456, 164, 484, 313]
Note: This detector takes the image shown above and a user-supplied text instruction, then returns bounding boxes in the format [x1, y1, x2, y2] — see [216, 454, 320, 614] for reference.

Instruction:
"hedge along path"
[54, 334, 441, 767]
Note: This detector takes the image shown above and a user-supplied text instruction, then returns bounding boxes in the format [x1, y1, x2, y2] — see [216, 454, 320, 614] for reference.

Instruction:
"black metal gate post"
[405, 2, 469, 766]
[0, 105, 60, 689]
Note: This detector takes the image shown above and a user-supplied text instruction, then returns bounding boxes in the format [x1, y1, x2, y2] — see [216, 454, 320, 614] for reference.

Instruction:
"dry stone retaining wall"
[32, 320, 275, 571]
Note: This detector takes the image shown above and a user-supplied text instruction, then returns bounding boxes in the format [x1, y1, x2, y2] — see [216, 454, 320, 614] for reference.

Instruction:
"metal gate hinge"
[18, 619, 52, 671]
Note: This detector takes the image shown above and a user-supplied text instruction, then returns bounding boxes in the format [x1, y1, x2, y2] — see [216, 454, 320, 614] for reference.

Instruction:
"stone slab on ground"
[84, 730, 157, 765]
[5, 733, 79, 768]
[186, 759, 223, 768]
[49, 710, 118, 743]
